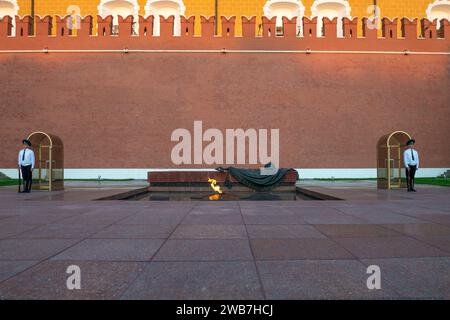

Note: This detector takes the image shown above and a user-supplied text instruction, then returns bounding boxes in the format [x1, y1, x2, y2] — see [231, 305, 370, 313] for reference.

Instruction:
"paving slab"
[314, 224, 401, 238]
[298, 212, 368, 225]
[117, 211, 187, 225]
[402, 214, 450, 225]
[171, 225, 247, 239]
[246, 225, 326, 239]
[0, 223, 40, 239]
[0, 213, 80, 225]
[121, 261, 263, 300]
[0, 239, 79, 260]
[56, 212, 132, 225]
[380, 224, 450, 237]
[257, 260, 400, 299]
[241, 207, 298, 216]
[0, 181, 449, 299]
[250, 239, 354, 260]
[416, 236, 450, 253]
[334, 236, 450, 259]
[243, 214, 306, 225]
[0, 260, 145, 300]
[182, 213, 244, 225]
[51, 239, 164, 261]
[0, 260, 39, 282]
[188, 207, 241, 215]
[390, 207, 450, 216]
[287, 207, 348, 215]
[13, 224, 108, 239]
[92, 224, 176, 239]
[341, 212, 427, 224]
[153, 240, 253, 261]
[361, 257, 450, 299]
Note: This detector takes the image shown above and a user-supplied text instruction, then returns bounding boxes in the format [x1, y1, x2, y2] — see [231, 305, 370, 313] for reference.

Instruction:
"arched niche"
[426, 0, 450, 29]
[27, 131, 64, 191]
[311, 0, 351, 38]
[263, 0, 305, 36]
[377, 131, 412, 190]
[145, 0, 186, 36]
[0, 0, 19, 36]
[98, 0, 140, 34]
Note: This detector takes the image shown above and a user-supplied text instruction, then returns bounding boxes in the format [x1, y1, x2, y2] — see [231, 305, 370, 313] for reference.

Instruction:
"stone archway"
[311, 0, 351, 38]
[98, 0, 140, 34]
[263, 0, 305, 36]
[426, 0, 450, 29]
[0, 0, 19, 36]
[145, 0, 186, 36]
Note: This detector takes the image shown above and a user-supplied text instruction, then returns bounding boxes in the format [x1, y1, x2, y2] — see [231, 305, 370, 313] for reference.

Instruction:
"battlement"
[0, 15, 449, 52]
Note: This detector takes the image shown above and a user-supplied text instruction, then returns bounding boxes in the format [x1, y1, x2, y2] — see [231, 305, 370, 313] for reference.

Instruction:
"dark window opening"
[276, 26, 283, 36]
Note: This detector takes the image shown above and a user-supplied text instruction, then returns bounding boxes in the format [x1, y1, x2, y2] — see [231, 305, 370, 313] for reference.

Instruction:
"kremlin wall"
[0, 0, 449, 179]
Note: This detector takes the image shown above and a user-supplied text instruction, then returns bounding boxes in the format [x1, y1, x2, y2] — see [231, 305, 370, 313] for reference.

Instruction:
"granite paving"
[0, 181, 449, 299]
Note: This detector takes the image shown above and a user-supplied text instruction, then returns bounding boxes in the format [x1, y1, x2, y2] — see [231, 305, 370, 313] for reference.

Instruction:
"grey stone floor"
[0, 181, 449, 299]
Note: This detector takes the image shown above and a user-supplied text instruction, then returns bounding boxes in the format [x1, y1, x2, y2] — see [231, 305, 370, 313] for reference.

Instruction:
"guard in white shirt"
[18, 139, 35, 193]
[404, 138, 419, 192]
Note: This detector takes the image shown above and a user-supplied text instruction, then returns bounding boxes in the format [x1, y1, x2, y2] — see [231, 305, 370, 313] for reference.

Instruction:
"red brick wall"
[0, 15, 449, 169]
[1, 53, 449, 169]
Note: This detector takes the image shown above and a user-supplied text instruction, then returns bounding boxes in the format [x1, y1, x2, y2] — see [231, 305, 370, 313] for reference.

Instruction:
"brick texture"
[0, 52, 449, 169]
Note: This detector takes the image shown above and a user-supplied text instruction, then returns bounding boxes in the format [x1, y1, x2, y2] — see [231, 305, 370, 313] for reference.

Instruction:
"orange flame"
[208, 194, 221, 201]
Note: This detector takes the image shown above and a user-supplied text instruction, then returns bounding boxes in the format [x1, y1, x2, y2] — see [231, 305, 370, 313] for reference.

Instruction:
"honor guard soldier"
[404, 139, 419, 192]
[18, 139, 35, 193]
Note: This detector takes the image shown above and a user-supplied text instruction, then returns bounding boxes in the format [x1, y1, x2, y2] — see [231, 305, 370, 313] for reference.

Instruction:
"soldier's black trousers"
[20, 165, 32, 192]
[406, 165, 417, 191]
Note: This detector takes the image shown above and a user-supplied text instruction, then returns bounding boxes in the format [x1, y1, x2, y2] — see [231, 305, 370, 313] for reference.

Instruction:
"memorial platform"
[147, 170, 299, 192]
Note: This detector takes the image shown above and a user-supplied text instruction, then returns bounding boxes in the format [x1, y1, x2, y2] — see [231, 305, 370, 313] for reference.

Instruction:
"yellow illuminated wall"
[14, 0, 440, 36]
